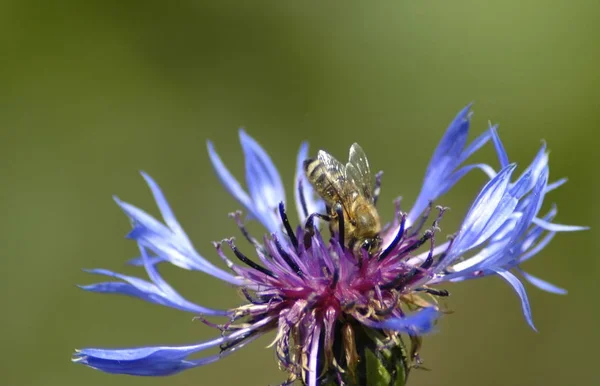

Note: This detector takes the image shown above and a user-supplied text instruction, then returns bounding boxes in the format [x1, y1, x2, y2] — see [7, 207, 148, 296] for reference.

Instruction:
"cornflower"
[73, 105, 585, 385]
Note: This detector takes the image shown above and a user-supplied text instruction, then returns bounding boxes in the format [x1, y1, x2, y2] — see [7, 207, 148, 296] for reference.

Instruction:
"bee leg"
[303, 212, 331, 248]
[373, 171, 383, 206]
[325, 204, 336, 238]
[332, 203, 345, 249]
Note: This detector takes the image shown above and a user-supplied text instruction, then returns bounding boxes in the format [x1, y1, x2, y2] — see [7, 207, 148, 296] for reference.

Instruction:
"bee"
[303, 143, 382, 255]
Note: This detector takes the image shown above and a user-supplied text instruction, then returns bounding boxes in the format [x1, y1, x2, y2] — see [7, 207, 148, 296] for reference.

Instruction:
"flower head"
[73, 106, 586, 385]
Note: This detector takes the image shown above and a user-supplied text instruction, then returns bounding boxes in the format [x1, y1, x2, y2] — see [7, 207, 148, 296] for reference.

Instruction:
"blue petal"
[490, 125, 509, 168]
[458, 129, 493, 164]
[294, 142, 325, 224]
[79, 281, 207, 312]
[409, 104, 493, 224]
[73, 337, 225, 376]
[362, 307, 440, 334]
[80, 266, 229, 316]
[494, 269, 536, 331]
[446, 164, 516, 262]
[531, 217, 589, 232]
[447, 167, 547, 275]
[207, 133, 284, 234]
[522, 145, 549, 187]
[140, 172, 191, 244]
[73, 316, 273, 376]
[511, 144, 548, 197]
[206, 140, 255, 216]
[127, 255, 166, 266]
[519, 269, 567, 295]
[239, 130, 285, 233]
[424, 104, 471, 179]
[441, 163, 497, 190]
[295, 141, 310, 223]
[545, 178, 567, 192]
[114, 196, 171, 240]
[114, 191, 244, 286]
[505, 168, 548, 245]
[307, 323, 321, 386]
[519, 232, 555, 263]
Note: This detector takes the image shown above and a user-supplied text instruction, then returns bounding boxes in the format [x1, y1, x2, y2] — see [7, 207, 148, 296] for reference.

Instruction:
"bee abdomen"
[304, 159, 329, 184]
[304, 158, 322, 177]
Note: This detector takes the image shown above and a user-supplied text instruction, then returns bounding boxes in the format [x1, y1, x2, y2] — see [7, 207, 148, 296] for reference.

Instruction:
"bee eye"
[361, 237, 382, 255]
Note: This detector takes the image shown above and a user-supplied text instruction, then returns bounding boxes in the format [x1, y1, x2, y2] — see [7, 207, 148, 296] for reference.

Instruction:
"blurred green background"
[0, 1, 597, 385]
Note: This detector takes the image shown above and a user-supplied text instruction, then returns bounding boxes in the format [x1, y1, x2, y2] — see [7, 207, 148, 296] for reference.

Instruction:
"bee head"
[360, 236, 382, 256]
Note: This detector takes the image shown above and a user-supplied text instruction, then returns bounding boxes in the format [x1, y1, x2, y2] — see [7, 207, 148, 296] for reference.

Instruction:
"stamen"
[225, 238, 276, 278]
[432, 205, 449, 230]
[409, 201, 433, 237]
[436, 235, 456, 268]
[381, 266, 419, 290]
[415, 287, 449, 297]
[409, 335, 423, 364]
[330, 265, 339, 289]
[241, 288, 270, 304]
[219, 330, 257, 353]
[394, 197, 403, 213]
[297, 178, 309, 219]
[192, 315, 222, 330]
[419, 227, 437, 270]
[379, 213, 407, 261]
[420, 206, 448, 269]
[276, 379, 296, 386]
[273, 235, 304, 278]
[278, 202, 298, 249]
[373, 171, 383, 206]
[375, 291, 399, 316]
[213, 241, 236, 270]
[229, 211, 259, 246]
[341, 300, 356, 312]
[400, 229, 434, 256]
[374, 285, 384, 304]
[382, 197, 403, 234]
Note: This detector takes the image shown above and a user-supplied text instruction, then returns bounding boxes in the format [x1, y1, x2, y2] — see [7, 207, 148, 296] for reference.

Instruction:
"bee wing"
[313, 149, 349, 204]
[346, 143, 374, 201]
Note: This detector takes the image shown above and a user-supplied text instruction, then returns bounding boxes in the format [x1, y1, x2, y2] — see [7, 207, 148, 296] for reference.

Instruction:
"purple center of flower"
[212, 198, 449, 384]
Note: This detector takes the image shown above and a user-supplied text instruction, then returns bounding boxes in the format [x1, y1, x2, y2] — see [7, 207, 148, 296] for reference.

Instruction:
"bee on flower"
[73, 105, 586, 385]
